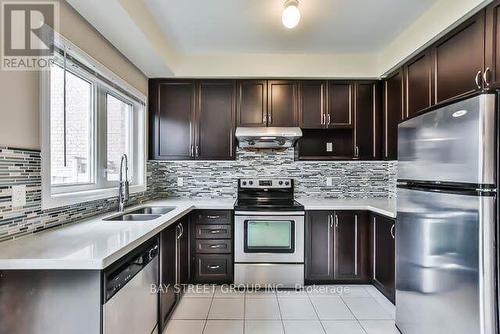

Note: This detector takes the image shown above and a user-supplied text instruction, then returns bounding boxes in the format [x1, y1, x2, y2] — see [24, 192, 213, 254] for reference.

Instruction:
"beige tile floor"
[163, 284, 399, 334]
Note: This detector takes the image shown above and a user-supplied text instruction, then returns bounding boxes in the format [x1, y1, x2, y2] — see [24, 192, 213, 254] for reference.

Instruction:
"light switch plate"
[11, 185, 26, 208]
[326, 142, 333, 152]
[177, 177, 184, 187]
[326, 177, 333, 186]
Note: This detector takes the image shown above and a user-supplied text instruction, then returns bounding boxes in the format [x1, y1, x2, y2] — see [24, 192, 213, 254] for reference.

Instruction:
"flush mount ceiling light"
[282, 0, 301, 29]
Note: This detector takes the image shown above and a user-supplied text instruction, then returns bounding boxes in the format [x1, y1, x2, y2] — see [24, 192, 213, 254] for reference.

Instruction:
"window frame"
[40, 33, 147, 210]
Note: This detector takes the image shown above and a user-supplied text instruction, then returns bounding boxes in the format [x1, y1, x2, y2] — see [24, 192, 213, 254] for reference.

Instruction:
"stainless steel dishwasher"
[103, 239, 159, 334]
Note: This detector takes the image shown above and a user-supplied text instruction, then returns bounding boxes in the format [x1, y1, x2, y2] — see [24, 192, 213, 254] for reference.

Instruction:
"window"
[41, 35, 146, 209]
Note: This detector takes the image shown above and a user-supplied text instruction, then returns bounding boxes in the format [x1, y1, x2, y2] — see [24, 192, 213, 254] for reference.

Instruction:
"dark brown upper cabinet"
[327, 81, 354, 127]
[267, 80, 299, 127]
[149, 79, 236, 160]
[404, 50, 433, 118]
[236, 80, 267, 127]
[383, 69, 404, 161]
[354, 81, 381, 160]
[485, 0, 500, 88]
[299, 80, 327, 129]
[196, 81, 236, 160]
[149, 80, 195, 160]
[372, 214, 395, 303]
[433, 11, 486, 103]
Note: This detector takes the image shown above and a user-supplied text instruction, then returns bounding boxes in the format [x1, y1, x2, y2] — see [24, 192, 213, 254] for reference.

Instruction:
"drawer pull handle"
[208, 265, 220, 269]
[206, 215, 220, 219]
[209, 244, 224, 248]
[210, 230, 222, 234]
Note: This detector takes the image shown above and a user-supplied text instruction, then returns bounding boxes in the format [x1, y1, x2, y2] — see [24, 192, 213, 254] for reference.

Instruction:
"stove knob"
[285, 181, 290, 186]
[279, 181, 283, 185]
[242, 181, 247, 186]
[249, 181, 253, 185]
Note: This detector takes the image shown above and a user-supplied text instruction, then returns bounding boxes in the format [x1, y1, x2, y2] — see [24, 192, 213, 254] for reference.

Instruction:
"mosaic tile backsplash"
[153, 148, 397, 199]
[0, 146, 396, 242]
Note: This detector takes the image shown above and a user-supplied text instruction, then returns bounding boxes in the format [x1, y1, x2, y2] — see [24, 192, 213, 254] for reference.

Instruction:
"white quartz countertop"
[298, 198, 396, 218]
[0, 197, 395, 270]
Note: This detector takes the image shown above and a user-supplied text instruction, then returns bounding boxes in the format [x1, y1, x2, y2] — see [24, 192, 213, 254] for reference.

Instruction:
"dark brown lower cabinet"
[190, 210, 234, 284]
[159, 217, 189, 332]
[305, 210, 369, 283]
[371, 214, 396, 303]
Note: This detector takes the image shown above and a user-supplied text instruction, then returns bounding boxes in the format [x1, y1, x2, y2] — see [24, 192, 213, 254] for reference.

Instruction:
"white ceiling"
[66, 0, 489, 78]
[144, 0, 437, 54]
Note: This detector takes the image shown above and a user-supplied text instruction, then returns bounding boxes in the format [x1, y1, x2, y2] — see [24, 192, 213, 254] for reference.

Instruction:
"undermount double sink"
[104, 206, 175, 221]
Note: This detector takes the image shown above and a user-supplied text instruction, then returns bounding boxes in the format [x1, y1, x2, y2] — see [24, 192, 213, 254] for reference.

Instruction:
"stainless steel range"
[234, 178, 305, 288]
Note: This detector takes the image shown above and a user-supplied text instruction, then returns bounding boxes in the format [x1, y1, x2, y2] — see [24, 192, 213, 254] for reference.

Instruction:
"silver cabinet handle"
[354, 215, 358, 276]
[327, 113, 331, 125]
[209, 244, 224, 248]
[268, 112, 272, 124]
[190, 145, 194, 157]
[176, 225, 182, 239]
[328, 214, 333, 228]
[195, 145, 199, 157]
[327, 214, 332, 275]
[206, 215, 220, 219]
[483, 67, 491, 87]
[210, 230, 222, 234]
[208, 265, 220, 269]
[179, 223, 184, 238]
[390, 224, 395, 239]
[321, 112, 325, 125]
[334, 214, 339, 228]
[354, 146, 359, 158]
[475, 70, 482, 89]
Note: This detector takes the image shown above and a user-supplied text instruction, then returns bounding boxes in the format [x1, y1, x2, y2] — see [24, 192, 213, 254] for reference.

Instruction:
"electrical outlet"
[11, 185, 26, 208]
[326, 177, 333, 186]
[326, 142, 333, 152]
[177, 177, 184, 187]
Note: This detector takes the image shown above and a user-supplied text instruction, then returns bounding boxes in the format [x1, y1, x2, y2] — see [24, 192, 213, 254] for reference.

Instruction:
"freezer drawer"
[398, 93, 495, 185]
[396, 187, 496, 334]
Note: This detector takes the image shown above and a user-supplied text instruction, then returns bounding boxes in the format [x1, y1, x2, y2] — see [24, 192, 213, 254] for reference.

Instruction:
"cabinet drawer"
[195, 239, 232, 254]
[195, 225, 232, 239]
[195, 210, 232, 225]
[194, 254, 233, 282]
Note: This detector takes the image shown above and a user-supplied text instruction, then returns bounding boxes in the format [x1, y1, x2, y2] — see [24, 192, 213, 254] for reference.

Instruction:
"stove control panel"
[239, 178, 292, 189]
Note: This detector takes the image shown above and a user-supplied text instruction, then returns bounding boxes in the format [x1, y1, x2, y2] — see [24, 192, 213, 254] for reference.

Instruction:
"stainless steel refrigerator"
[396, 93, 497, 334]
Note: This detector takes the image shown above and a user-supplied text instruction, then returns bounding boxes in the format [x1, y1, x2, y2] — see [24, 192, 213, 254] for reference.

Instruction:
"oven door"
[234, 211, 304, 263]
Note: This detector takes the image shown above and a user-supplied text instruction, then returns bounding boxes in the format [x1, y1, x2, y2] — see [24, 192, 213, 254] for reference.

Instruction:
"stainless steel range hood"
[235, 127, 302, 149]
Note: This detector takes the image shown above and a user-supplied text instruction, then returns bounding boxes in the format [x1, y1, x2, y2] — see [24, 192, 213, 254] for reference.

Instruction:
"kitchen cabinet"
[485, 0, 500, 88]
[267, 80, 299, 127]
[237, 80, 267, 127]
[196, 80, 236, 160]
[299, 80, 327, 128]
[371, 214, 395, 303]
[149, 79, 236, 160]
[305, 210, 369, 283]
[159, 218, 189, 331]
[383, 69, 403, 160]
[404, 50, 433, 118]
[328, 81, 354, 127]
[190, 210, 233, 283]
[354, 81, 381, 160]
[149, 80, 195, 160]
[433, 11, 486, 103]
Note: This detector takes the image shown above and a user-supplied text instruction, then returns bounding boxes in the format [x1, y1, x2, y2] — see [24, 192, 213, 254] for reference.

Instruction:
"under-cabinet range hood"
[235, 127, 302, 149]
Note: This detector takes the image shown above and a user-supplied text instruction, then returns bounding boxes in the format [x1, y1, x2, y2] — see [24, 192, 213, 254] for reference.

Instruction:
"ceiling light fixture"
[282, 0, 301, 29]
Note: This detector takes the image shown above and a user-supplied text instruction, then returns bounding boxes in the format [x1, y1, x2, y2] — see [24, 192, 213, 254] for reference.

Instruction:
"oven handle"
[234, 211, 305, 216]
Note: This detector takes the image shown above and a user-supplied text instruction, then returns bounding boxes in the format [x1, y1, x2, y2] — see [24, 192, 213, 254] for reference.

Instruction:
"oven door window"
[244, 220, 295, 253]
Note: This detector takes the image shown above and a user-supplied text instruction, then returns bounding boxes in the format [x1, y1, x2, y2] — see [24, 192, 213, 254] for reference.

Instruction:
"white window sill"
[41, 184, 147, 211]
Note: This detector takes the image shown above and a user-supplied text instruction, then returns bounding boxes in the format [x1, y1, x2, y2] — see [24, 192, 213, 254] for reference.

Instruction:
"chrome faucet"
[118, 154, 129, 212]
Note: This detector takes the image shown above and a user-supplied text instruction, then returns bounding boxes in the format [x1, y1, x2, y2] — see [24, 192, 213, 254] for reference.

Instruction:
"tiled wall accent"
[0, 147, 162, 242]
[152, 148, 397, 199]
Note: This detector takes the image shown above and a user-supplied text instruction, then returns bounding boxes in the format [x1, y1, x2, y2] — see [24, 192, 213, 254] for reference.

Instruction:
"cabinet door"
[333, 211, 369, 281]
[299, 81, 327, 129]
[328, 82, 353, 127]
[159, 224, 178, 331]
[485, 0, 500, 88]
[433, 11, 485, 103]
[306, 211, 334, 281]
[372, 215, 395, 303]
[237, 80, 267, 127]
[196, 81, 236, 160]
[383, 69, 403, 160]
[404, 51, 433, 118]
[354, 82, 379, 160]
[267, 80, 298, 127]
[150, 80, 195, 160]
[177, 219, 190, 287]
